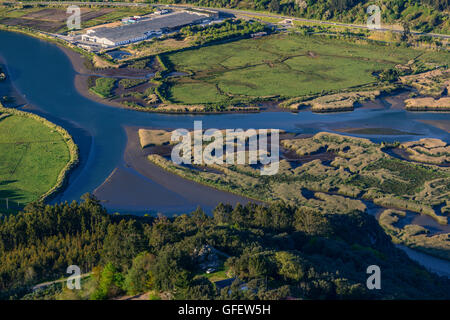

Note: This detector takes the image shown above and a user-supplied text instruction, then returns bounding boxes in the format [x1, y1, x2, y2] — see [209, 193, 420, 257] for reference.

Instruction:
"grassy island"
[0, 106, 78, 213]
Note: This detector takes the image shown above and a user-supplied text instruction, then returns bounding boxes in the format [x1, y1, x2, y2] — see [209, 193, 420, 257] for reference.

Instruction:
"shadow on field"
[0, 183, 25, 213]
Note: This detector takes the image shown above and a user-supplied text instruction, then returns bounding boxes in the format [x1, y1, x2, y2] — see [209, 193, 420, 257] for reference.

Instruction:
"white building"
[81, 11, 210, 48]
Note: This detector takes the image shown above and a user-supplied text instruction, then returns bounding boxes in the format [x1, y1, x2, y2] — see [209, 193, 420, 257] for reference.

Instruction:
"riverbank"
[1, 28, 449, 280]
[418, 120, 450, 133]
[139, 128, 450, 262]
[140, 130, 449, 223]
[0, 57, 28, 108]
[24, 25, 404, 115]
[2, 6, 450, 117]
[59, 43, 263, 114]
[397, 244, 450, 278]
[92, 126, 260, 214]
[12, 23, 447, 117]
[0, 25, 123, 109]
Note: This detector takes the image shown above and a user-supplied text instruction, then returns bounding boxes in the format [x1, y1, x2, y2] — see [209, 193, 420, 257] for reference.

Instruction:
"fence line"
[0, 198, 23, 210]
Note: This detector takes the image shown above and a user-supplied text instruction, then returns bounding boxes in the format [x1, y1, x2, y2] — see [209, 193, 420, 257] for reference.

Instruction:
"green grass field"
[165, 33, 449, 104]
[0, 114, 70, 211]
[169, 82, 227, 104]
[90, 77, 116, 99]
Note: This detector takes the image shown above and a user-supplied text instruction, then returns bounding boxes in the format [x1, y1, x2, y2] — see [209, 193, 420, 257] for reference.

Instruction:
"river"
[1, 29, 449, 277]
[1, 30, 449, 212]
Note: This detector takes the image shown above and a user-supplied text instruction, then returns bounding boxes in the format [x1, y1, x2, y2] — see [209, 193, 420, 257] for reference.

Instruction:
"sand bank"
[93, 126, 260, 215]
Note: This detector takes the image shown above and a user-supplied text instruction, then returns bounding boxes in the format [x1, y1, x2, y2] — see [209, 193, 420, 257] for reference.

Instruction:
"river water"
[1, 30, 449, 211]
[1, 30, 449, 277]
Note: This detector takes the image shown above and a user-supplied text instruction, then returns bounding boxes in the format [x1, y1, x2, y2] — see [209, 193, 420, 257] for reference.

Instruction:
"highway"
[9, 1, 450, 40]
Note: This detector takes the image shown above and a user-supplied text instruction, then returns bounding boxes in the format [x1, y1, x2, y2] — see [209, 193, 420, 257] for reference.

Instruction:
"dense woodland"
[1, 194, 449, 300]
[180, 19, 268, 45]
[168, 0, 449, 33]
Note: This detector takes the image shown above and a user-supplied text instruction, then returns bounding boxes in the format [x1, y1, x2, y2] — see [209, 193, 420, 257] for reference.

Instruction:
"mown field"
[0, 114, 70, 211]
[165, 33, 448, 105]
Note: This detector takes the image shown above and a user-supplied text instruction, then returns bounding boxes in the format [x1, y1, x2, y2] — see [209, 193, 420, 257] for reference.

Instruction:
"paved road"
[11, 1, 450, 39]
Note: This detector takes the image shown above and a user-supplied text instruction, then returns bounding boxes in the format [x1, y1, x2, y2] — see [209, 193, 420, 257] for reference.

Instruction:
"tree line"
[1, 194, 450, 300]
[180, 19, 268, 45]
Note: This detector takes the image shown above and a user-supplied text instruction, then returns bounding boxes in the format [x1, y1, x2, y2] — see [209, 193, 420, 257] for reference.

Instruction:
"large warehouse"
[81, 10, 212, 47]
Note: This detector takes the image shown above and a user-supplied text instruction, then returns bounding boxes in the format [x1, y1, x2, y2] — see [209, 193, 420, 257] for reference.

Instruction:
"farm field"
[0, 5, 153, 33]
[164, 33, 450, 105]
[0, 113, 71, 211]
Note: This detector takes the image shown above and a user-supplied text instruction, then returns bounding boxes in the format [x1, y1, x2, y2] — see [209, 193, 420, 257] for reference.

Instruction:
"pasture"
[165, 33, 447, 105]
[0, 114, 70, 211]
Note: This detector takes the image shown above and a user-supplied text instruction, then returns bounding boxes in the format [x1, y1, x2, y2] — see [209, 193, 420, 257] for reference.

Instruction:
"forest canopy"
[1, 194, 449, 300]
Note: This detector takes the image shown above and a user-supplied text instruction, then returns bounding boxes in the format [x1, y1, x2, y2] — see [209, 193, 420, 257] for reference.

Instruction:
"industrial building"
[81, 10, 214, 48]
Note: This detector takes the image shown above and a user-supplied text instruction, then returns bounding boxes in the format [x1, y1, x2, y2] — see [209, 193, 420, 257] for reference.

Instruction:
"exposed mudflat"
[93, 126, 260, 215]
[418, 119, 450, 133]
[384, 147, 450, 167]
[397, 244, 450, 278]
[395, 211, 450, 235]
[334, 127, 419, 135]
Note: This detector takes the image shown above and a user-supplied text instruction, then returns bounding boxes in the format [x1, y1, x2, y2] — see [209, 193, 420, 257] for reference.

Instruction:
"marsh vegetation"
[142, 130, 449, 225]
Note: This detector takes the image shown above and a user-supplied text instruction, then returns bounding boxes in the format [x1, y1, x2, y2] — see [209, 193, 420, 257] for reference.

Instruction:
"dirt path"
[32, 273, 92, 291]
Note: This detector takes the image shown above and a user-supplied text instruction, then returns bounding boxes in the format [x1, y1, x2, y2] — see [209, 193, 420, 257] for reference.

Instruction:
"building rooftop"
[88, 11, 209, 44]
